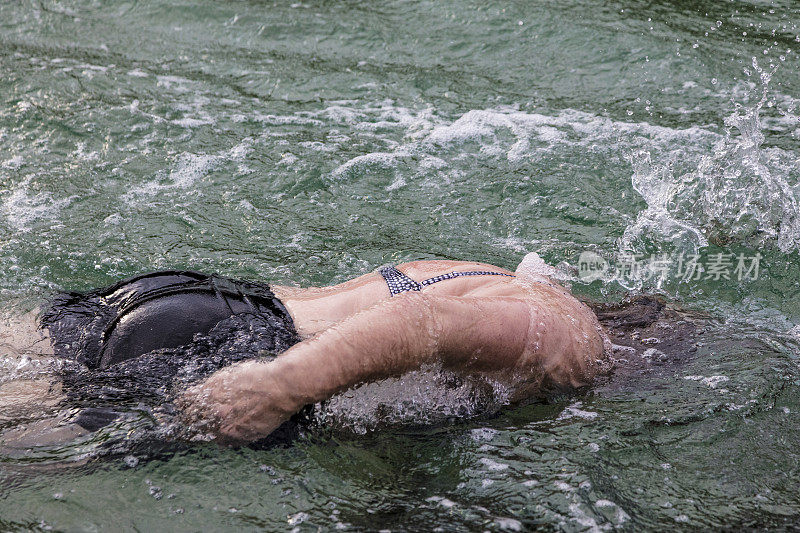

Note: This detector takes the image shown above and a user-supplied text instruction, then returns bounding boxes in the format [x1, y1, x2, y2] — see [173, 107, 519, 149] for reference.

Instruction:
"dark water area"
[1, 0, 799, 530]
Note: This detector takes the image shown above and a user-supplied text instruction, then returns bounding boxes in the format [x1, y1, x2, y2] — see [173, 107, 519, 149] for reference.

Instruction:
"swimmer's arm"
[181, 294, 533, 442]
[271, 293, 602, 410]
[276, 293, 532, 394]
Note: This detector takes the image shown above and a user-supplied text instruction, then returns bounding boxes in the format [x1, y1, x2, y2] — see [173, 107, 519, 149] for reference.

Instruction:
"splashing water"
[315, 365, 512, 435]
[620, 58, 800, 258]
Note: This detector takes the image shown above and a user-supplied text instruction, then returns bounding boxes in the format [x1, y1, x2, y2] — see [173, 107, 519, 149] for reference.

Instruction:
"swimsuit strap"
[378, 265, 514, 296]
[378, 266, 422, 295]
[419, 270, 515, 286]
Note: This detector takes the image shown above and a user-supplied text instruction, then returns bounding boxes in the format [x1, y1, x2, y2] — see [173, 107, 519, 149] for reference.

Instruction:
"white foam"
[385, 176, 406, 191]
[226, 139, 252, 160]
[515, 251, 557, 280]
[683, 375, 729, 388]
[470, 428, 499, 442]
[2, 177, 76, 232]
[313, 100, 434, 134]
[425, 496, 457, 508]
[103, 213, 122, 225]
[123, 153, 218, 200]
[2, 155, 23, 169]
[479, 457, 510, 471]
[156, 75, 193, 92]
[151, 95, 800, 264]
[316, 364, 510, 434]
[324, 103, 722, 193]
[554, 481, 575, 492]
[567, 503, 604, 532]
[170, 96, 216, 128]
[77, 63, 109, 72]
[168, 153, 217, 188]
[297, 141, 329, 152]
[493, 517, 523, 531]
[171, 117, 213, 128]
[424, 109, 502, 145]
[641, 348, 666, 360]
[557, 401, 599, 421]
[331, 152, 401, 179]
[278, 153, 298, 166]
[243, 112, 323, 126]
[73, 142, 99, 161]
[122, 140, 250, 202]
[594, 499, 630, 524]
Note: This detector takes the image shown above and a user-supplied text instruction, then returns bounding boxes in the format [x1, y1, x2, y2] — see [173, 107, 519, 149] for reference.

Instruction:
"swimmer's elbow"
[539, 322, 606, 391]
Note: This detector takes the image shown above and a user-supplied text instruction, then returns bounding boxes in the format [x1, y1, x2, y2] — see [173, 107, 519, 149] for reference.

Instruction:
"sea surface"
[1, 0, 799, 530]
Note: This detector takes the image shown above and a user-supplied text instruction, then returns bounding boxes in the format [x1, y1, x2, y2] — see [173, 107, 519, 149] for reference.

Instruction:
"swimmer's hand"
[177, 361, 297, 444]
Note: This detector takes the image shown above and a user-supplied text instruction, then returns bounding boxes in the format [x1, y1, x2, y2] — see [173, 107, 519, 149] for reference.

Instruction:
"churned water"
[1, 0, 800, 530]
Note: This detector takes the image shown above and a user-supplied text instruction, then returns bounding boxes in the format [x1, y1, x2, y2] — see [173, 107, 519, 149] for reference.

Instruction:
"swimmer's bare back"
[179, 256, 608, 443]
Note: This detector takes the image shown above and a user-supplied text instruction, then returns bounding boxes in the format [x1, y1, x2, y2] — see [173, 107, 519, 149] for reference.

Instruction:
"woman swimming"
[4, 253, 610, 447]
[164, 252, 607, 442]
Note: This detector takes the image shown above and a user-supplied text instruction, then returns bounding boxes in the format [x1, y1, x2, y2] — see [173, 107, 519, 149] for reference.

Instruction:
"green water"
[1, 0, 800, 530]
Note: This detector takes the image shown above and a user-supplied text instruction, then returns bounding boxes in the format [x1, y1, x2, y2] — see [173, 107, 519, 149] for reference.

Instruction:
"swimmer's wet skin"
[16, 253, 606, 447]
[178, 254, 607, 443]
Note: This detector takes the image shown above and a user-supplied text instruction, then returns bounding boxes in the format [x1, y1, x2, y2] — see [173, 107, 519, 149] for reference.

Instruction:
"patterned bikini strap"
[378, 265, 514, 296]
[419, 270, 515, 286]
[378, 266, 422, 295]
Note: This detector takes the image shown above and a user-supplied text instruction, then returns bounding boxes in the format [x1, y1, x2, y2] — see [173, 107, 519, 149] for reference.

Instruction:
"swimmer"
[3, 253, 618, 448]
[175, 252, 609, 442]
